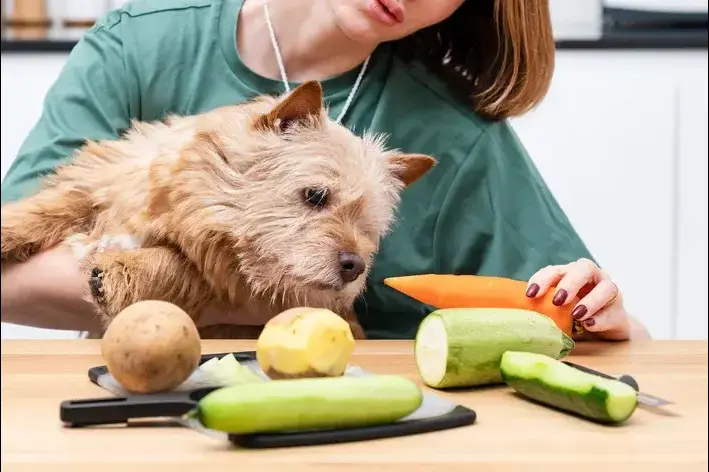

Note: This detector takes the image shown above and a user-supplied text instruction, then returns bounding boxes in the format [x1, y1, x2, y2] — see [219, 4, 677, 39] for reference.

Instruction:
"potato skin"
[263, 367, 331, 380]
[101, 300, 202, 393]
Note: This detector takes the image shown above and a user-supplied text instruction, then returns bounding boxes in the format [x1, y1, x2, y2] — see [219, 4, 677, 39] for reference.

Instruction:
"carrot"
[383, 274, 578, 336]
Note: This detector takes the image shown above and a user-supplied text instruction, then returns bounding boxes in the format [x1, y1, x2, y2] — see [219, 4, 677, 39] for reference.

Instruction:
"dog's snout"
[339, 251, 365, 284]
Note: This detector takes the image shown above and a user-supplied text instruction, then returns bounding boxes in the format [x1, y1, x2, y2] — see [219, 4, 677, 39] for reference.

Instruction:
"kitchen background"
[1, 0, 707, 340]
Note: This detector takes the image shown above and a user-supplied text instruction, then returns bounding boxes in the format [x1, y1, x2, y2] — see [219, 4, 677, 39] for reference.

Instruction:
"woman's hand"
[1, 245, 103, 333]
[525, 258, 649, 341]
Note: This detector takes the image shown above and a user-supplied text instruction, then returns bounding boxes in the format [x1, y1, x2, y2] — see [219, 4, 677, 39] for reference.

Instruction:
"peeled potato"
[101, 300, 202, 393]
[256, 307, 355, 379]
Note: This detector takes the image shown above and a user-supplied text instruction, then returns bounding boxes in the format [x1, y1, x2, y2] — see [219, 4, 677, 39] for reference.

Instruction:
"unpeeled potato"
[256, 307, 355, 379]
[101, 300, 202, 393]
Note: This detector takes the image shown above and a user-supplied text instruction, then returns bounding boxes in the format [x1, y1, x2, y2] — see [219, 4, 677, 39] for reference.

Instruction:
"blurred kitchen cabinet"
[510, 51, 677, 339]
[60, 0, 108, 38]
[62, 0, 108, 26]
[676, 58, 708, 340]
[2, 0, 50, 39]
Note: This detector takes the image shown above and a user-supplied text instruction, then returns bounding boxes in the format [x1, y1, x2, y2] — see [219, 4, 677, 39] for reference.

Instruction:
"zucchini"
[500, 350, 638, 424]
[414, 307, 574, 389]
[186, 374, 423, 434]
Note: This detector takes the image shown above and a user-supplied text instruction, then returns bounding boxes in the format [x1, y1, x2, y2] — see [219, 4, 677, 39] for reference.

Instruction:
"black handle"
[563, 361, 640, 391]
[59, 394, 197, 427]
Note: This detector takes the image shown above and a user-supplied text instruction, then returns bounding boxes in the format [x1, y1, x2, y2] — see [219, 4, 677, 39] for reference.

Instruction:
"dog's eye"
[303, 188, 329, 208]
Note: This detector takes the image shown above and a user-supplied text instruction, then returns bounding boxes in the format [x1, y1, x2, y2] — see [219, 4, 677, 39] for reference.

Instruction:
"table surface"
[1, 339, 707, 472]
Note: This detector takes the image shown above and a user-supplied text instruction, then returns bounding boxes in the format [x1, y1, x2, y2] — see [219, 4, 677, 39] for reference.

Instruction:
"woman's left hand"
[525, 258, 632, 341]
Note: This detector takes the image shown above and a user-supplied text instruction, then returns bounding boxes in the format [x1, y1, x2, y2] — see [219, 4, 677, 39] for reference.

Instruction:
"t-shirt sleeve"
[1, 17, 134, 205]
[433, 121, 597, 280]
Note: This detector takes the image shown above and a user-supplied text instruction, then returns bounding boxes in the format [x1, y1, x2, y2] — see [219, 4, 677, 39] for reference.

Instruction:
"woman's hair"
[394, 0, 555, 121]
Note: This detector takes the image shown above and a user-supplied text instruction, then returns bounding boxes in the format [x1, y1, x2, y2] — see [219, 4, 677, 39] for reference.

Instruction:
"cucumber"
[500, 351, 638, 424]
[414, 307, 574, 389]
[185, 374, 423, 434]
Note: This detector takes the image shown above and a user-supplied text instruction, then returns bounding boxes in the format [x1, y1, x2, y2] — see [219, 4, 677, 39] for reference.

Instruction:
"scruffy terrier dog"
[1, 81, 436, 339]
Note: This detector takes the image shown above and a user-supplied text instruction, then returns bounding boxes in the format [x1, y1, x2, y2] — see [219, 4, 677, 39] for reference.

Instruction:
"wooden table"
[1, 339, 707, 471]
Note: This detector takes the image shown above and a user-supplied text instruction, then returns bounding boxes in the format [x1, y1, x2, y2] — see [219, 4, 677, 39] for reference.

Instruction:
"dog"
[1, 81, 436, 339]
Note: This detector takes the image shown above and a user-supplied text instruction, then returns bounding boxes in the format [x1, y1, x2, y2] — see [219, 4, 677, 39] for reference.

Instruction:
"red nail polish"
[552, 289, 568, 306]
[584, 318, 596, 327]
[526, 283, 539, 298]
[572, 305, 588, 319]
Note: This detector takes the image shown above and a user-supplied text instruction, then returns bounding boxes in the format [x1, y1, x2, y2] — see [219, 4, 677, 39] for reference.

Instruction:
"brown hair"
[394, 0, 555, 121]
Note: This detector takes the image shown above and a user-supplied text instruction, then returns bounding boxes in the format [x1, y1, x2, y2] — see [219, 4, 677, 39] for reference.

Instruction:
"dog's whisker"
[356, 293, 370, 321]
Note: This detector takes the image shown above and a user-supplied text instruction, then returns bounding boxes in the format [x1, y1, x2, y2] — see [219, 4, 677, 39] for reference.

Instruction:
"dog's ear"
[388, 153, 437, 186]
[255, 81, 324, 132]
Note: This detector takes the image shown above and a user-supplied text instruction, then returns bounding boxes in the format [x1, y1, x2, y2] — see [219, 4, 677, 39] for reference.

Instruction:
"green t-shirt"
[0, 0, 595, 339]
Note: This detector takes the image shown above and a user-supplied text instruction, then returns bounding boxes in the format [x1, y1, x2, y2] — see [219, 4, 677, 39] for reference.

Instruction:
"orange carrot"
[383, 274, 578, 336]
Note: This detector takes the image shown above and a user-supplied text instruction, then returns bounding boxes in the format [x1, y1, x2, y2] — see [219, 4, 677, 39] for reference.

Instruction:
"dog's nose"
[339, 251, 366, 284]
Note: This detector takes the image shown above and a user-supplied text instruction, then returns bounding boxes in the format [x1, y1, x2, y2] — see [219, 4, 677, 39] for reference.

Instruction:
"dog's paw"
[89, 267, 106, 305]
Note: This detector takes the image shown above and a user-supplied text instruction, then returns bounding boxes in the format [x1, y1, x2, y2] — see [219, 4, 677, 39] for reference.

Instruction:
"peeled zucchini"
[500, 350, 638, 424]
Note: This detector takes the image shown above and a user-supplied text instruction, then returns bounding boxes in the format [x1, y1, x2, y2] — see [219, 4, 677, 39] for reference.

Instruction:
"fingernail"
[552, 289, 568, 306]
[526, 283, 540, 298]
[584, 317, 596, 327]
[572, 305, 588, 319]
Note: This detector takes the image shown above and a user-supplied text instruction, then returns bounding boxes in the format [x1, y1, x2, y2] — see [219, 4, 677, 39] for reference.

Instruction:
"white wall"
[1, 54, 84, 340]
[511, 50, 708, 341]
[1, 49, 707, 340]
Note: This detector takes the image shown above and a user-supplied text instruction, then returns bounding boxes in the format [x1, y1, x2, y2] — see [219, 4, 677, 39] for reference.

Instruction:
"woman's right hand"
[1, 245, 103, 333]
[0, 243, 251, 335]
[1, 240, 271, 334]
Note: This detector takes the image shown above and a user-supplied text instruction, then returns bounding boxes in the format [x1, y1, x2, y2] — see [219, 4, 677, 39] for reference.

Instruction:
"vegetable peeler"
[563, 361, 673, 407]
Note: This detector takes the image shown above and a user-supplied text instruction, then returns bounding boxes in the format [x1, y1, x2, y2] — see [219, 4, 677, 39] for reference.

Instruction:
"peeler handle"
[563, 361, 640, 391]
[59, 394, 196, 427]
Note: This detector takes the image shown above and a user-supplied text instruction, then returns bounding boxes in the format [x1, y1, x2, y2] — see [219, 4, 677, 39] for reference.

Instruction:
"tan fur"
[1, 81, 436, 339]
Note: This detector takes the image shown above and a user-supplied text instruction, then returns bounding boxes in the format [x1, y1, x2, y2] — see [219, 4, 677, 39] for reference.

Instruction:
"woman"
[0, 0, 650, 341]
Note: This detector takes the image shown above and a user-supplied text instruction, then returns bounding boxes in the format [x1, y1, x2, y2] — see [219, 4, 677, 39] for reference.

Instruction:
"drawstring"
[263, 2, 370, 124]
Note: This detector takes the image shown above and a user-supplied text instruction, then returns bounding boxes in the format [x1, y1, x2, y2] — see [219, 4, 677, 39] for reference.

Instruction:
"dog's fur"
[1, 81, 436, 339]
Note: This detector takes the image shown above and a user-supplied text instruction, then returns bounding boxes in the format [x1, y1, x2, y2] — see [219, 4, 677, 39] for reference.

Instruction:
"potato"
[256, 307, 355, 379]
[101, 300, 202, 393]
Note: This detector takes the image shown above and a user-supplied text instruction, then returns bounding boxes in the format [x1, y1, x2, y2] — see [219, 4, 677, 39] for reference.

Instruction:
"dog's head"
[163, 81, 436, 308]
